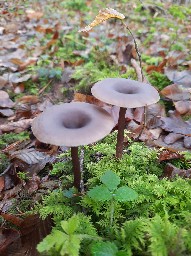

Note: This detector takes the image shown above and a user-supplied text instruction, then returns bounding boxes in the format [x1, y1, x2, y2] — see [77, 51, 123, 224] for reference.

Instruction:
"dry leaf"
[0, 108, 14, 117]
[164, 163, 191, 179]
[159, 150, 182, 162]
[160, 111, 191, 136]
[163, 133, 183, 144]
[79, 8, 125, 32]
[160, 84, 191, 101]
[0, 91, 14, 108]
[174, 100, 191, 115]
[165, 68, 191, 87]
[0, 119, 33, 133]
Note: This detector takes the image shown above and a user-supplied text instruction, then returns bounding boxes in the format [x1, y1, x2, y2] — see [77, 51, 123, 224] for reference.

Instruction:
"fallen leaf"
[154, 135, 191, 152]
[73, 92, 105, 107]
[165, 68, 191, 87]
[184, 136, 191, 149]
[159, 150, 182, 162]
[0, 91, 14, 108]
[26, 9, 44, 19]
[147, 59, 167, 73]
[0, 119, 33, 133]
[163, 163, 191, 179]
[160, 84, 191, 101]
[163, 133, 183, 144]
[0, 77, 7, 89]
[174, 100, 191, 114]
[160, 111, 191, 136]
[0, 228, 21, 255]
[0, 109, 14, 117]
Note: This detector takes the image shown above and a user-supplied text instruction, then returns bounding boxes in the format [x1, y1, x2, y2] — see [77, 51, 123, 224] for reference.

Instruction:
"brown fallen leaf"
[0, 77, 7, 89]
[159, 150, 182, 162]
[0, 91, 14, 108]
[163, 163, 191, 179]
[174, 100, 191, 115]
[17, 95, 39, 104]
[73, 92, 106, 107]
[26, 9, 44, 20]
[0, 108, 14, 117]
[0, 228, 21, 256]
[154, 135, 191, 152]
[160, 111, 191, 136]
[160, 84, 191, 101]
[146, 59, 167, 73]
[165, 68, 191, 87]
[0, 119, 33, 133]
[163, 133, 183, 144]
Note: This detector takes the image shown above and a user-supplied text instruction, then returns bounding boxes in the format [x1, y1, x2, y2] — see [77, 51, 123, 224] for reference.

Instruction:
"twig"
[122, 21, 144, 82]
[131, 58, 148, 83]
[39, 79, 53, 95]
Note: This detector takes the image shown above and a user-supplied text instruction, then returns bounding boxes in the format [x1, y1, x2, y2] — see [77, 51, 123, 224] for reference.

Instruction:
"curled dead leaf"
[160, 84, 191, 101]
[79, 8, 125, 32]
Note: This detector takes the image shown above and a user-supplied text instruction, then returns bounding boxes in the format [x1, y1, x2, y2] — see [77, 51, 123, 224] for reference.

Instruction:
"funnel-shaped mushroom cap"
[32, 102, 114, 147]
[91, 78, 160, 108]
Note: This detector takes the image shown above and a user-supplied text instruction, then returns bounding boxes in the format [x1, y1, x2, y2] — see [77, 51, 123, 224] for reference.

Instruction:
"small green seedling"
[87, 170, 138, 226]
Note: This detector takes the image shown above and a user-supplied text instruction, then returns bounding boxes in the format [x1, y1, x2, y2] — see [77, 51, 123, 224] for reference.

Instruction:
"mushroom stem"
[71, 147, 81, 191]
[116, 107, 127, 159]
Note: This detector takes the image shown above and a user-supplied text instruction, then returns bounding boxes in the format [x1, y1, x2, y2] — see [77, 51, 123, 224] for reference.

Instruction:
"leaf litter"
[0, 0, 191, 254]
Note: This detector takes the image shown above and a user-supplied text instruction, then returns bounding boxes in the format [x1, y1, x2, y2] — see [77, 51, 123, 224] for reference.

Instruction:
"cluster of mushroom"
[32, 78, 159, 190]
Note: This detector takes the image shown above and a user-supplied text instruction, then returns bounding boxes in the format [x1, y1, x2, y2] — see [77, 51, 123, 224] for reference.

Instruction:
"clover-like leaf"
[88, 185, 112, 201]
[115, 186, 138, 202]
[100, 170, 120, 191]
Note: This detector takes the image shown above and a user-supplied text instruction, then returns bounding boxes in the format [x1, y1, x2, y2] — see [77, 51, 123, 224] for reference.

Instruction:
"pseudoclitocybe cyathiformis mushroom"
[91, 78, 160, 159]
[32, 102, 114, 190]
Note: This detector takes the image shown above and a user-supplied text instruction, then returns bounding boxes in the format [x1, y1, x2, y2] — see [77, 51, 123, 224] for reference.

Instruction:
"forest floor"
[0, 0, 191, 255]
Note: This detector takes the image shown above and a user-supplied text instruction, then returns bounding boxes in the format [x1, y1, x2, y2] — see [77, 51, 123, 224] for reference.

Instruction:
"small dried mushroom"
[32, 102, 114, 190]
[91, 78, 160, 158]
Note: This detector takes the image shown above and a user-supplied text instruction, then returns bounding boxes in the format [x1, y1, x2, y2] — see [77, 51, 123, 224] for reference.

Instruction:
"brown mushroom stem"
[71, 147, 81, 190]
[116, 107, 127, 159]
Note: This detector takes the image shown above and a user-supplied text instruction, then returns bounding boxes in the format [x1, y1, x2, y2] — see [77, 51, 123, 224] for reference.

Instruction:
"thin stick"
[71, 147, 81, 191]
[116, 107, 127, 159]
[122, 21, 144, 82]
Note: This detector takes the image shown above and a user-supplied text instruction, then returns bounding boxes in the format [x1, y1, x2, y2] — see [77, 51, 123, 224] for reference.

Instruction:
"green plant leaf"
[88, 185, 112, 201]
[115, 186, 138, 202]
[37, 230, 65, 253]
[91, 241, 118, 256]
[100, 170, 120, 191]
[61, 215, 79, 234]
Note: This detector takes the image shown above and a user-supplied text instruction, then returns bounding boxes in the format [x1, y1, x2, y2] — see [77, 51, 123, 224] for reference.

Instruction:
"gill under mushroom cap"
[32, 102, 114, 147]
[91, 78, 160, 108]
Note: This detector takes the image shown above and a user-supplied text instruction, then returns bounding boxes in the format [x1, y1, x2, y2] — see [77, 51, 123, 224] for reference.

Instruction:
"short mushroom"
[91, 78, 160, 158]
[32, 102, 114, 190]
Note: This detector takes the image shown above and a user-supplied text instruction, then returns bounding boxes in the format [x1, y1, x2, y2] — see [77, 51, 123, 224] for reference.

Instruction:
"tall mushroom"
[91, 78, 160, 158]
[32, 102, 114, 190]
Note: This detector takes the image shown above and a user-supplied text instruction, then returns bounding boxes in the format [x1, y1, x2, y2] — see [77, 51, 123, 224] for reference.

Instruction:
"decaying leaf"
[163, 133, 183, 145]
[0, 108, 14, 117]
[0, 119, 33, 133]
[174, 100, 191, 115]
[154, 135, 191, 152]
[160, 111, 191, 136]
[159, 150, 182, 162]
[0, 91, 14, 108]
[146, 103, 166, 129]
[73, 93, 105, 107]
[164, 163, 191, 179]
[0, 228, 21, 255]
[79, 8, 125, 32]
[160, 83, 191, 101]
[165, 68, 191, 87]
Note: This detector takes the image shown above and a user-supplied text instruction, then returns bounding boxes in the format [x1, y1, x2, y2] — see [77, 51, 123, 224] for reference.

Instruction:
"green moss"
[147, 71, 171, 90]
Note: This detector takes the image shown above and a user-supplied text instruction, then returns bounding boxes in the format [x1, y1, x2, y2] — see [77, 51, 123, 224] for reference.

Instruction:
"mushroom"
[32, 102, 114, 190]
[91, 78, 160, 158]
